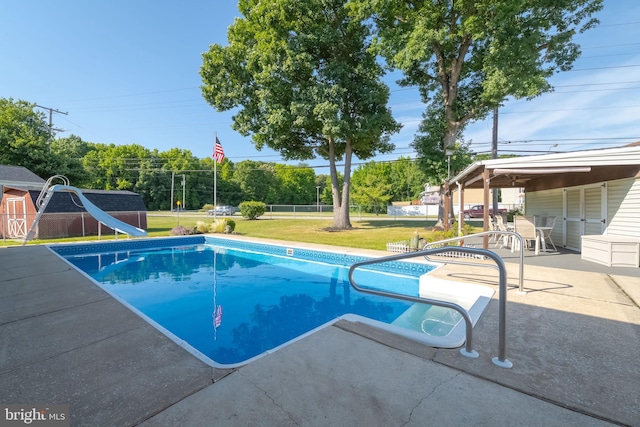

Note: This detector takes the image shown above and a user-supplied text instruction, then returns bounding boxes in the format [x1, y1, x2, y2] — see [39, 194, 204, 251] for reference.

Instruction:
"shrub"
[209, 219, 228, 233]
[225, 219, 236, 232]
[201, 204, 215, 212]
[239, 201, 266, 220]
[195, 221, 209, 234]
[170, 225, 190, 236]
[507, 207, 523, 222]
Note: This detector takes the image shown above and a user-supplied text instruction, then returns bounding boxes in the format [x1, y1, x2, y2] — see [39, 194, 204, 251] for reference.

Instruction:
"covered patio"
[445, 145, 640, 260]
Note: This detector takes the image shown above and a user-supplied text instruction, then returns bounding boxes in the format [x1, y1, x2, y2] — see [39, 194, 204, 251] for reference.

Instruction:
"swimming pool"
[50, 236, 492, 367]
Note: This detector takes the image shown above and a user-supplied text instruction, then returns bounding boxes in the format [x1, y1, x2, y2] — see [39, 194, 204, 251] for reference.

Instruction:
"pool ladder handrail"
[348, 244, 513, 368]
[422, 230, 526, 293]
[36, 174, 69, 208]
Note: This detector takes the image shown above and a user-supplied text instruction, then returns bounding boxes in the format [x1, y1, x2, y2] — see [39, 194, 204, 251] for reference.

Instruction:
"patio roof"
[449, 145, 640, 190]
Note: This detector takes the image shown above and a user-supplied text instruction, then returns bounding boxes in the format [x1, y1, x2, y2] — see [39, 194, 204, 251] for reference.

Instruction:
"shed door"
[563, 184, 606, 251]
[6, 197, 28, 238]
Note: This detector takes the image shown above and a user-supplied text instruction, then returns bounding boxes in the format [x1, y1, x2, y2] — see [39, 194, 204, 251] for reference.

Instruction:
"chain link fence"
[1, 211, 147, 245]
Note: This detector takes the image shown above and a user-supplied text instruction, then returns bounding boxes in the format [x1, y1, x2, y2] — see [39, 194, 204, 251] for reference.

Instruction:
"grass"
[231, 218, 438, 250]
[5, 212, 477, 251]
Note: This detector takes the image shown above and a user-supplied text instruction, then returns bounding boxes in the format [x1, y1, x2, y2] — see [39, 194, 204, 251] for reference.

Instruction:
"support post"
[483, 168, 491, 249]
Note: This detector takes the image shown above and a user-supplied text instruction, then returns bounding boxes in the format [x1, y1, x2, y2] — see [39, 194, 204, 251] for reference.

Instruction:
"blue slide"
[50, 185, 147, 237]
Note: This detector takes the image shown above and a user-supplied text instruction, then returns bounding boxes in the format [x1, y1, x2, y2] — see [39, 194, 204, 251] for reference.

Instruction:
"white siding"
[607, 178, 640, 238]
[524, 188, 564, 247]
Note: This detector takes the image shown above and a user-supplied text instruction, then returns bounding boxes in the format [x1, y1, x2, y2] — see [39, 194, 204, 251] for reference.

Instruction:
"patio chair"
[512, 216, 540, 255]
[493, 214, 511, 248]
[540, 215, 557, 251]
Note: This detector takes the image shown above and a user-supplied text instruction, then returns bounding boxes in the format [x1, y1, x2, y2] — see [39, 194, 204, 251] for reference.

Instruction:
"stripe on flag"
[214, 305, 223, 328]
[214, 137, 225, 164]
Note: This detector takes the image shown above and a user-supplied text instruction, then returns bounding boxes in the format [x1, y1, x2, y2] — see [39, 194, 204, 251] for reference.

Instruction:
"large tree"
[200, 0, 400, 229]
[352, 0, 602, 150]
[351, 0, 602, 225]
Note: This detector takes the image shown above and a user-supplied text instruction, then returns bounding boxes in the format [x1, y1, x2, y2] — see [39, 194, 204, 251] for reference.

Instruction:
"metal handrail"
[36, 175, 69, 208]
[348, 245, 513, 368]
[422, 230, 525, 293]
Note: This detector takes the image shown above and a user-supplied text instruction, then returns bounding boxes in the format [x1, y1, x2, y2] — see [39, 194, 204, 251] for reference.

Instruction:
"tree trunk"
[328, 138, 352, 229]
[435, 125, 461, 228]
[434, 184, 446, 229]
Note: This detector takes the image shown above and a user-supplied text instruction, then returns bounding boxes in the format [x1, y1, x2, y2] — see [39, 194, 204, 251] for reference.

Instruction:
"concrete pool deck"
[1, 239, 639, 426]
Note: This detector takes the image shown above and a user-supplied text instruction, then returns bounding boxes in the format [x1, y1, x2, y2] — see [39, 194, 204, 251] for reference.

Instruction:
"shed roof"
[0, 165, 45, 188]
[26, 189, 147, 213]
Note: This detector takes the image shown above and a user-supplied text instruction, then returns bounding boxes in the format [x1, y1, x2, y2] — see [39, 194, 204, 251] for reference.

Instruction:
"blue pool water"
[57, 239, 435, 366]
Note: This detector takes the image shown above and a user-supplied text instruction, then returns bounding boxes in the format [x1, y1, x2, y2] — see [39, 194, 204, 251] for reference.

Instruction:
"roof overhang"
[450, 146, 640, 190]
[491, 167, 591, 175]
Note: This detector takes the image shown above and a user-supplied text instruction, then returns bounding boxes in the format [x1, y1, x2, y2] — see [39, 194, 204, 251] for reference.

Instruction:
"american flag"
[214, 305, 223, 328]
[213, 137, 225, 164]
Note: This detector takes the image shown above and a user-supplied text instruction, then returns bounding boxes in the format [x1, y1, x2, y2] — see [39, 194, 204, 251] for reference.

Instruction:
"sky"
[2, 1, 639, 174]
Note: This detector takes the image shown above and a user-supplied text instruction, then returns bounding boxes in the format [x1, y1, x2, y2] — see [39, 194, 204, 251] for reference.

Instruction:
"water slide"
[48, 185, 147, 237]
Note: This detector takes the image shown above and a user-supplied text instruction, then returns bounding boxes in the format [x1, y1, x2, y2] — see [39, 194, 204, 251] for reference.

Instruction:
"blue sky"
[2, 1, 639, 173]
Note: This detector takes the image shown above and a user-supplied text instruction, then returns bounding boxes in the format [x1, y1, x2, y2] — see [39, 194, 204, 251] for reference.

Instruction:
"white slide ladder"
[23, 178, 147, 246]
[22, 175, 69, 244]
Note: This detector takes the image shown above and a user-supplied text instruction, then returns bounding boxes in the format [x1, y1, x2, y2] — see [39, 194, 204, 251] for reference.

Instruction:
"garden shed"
[0, 165, 147, 239]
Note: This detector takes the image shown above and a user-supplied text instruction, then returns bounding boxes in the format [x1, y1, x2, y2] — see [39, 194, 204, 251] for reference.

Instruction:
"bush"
[507, 207, 523, 222]
[209, 219, 227, 233]
[226, 219, 236, 232]
[201, 204, 215, 212]
[170, 225, 190, 236]
[195, 221, 209, 234]
[239, 201, 266, 220]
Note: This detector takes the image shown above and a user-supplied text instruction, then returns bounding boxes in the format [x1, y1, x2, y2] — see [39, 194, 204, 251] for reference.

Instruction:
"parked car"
[463, 204, 507, 219]
[208, 206, 233, 216]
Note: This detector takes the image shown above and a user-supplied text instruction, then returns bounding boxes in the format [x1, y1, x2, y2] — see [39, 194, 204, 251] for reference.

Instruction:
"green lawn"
[8, 212, 474, 251]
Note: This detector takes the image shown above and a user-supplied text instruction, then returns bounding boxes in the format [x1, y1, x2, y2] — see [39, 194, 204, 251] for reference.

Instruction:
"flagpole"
[213, 247, 217, 340]
[213, 131, 217, 222]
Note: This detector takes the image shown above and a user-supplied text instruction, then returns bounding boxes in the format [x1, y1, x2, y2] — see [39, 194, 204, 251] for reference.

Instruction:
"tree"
[350, 162, 392, 214]
[134, 156, 169, 210]
[51, 134, 93, 186]
[82, 143, 152, 191]
[353, 0, 602, 150]
[0, 98, 62, 178]
[200, 0, 400, 229]
[232, 160, 279, 203]
[274, 164, 316, 205]
[351, 0, 602, 225]
[388, 157, 427, 202]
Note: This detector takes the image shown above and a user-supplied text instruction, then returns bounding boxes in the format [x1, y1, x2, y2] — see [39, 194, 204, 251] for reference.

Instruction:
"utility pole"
[170, 171, 175, 212]
[35, 105, 67, 150]
[181, 174, 186, 211]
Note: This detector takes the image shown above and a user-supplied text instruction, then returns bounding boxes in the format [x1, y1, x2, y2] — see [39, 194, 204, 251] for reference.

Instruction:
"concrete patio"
[1, 239, 639, 426]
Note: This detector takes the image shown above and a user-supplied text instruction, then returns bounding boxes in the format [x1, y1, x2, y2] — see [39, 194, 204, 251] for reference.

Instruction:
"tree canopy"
[349, 0, 602, 226]
[351, 0, 603, 151]
[0, 98, 427, 212]
[200, 0, 400, 228]
[0, 98, 63, 178]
